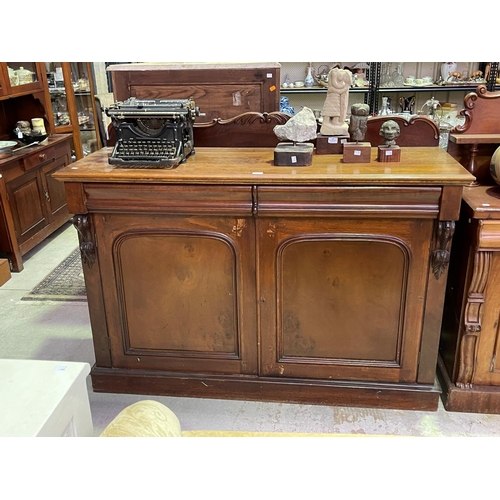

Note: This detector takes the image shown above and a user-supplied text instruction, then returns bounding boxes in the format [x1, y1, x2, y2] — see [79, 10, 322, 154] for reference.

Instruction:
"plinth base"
[91, 365, 441, 411]
[437, 355, 500, 414]
[316, 134, 349, 155]
[274, 142, 314, 166]
[343, 142, 371, 163]
[378, 145, 401, 162]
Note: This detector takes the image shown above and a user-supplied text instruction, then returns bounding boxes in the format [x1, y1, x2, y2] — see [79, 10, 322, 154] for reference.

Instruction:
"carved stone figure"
[348, 103, 370, 143]
[379, 120, 401, 146]
[273, 106, 317, 143]
[319, 67, 352, 136]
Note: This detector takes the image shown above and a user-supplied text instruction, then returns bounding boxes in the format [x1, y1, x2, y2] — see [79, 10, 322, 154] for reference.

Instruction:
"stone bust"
[379, 120, 401, 146]
[319, 67, 352, 136]
[348, 103, 370, 143]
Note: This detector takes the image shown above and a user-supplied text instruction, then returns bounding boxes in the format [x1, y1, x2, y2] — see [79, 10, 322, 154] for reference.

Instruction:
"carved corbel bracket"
[432, 221, 455, 279]
[456, 250, 492, 389]
[72, 214, 96, 269]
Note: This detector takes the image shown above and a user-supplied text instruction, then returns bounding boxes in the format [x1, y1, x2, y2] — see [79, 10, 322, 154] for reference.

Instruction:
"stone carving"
[379, 120, 401, 146]
[319, 67, 352, 136]
[348, 103, 370, 143]
[273, 106, 317, 143]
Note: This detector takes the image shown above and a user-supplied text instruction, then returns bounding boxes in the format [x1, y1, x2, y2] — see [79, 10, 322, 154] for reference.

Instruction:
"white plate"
[0, 141, 17, 148]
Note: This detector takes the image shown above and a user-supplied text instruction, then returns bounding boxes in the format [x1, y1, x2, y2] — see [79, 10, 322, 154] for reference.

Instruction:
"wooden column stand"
[274, 142, 314, 166]
[316, 134, 349, 155]
[378, 145, 401, 162]
[343, 142, 371, 163]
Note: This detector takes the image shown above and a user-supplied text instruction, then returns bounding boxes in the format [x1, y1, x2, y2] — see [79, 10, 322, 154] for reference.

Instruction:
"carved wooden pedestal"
[439, 185, 500, 413]
[54, 147, 473, 410]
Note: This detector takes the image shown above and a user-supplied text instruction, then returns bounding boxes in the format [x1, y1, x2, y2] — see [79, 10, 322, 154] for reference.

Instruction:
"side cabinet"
[439, 186, 500, 413]
[76, 180, 455, 410]
[0, 135, 72, 271]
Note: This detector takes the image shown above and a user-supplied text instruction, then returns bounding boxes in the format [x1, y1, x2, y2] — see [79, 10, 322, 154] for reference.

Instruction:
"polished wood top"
[449, 133, 500, 144]
[0, 134, 71, 169]
[53, 147, 475, 186]
[463, 185, 500, 218]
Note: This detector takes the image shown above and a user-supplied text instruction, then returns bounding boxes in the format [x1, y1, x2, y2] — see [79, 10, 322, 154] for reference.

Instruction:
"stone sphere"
[490, 146, 500, 185]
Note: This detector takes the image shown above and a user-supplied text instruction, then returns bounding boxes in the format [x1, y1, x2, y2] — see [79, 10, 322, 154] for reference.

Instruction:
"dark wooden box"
[316, 134, 350, 155]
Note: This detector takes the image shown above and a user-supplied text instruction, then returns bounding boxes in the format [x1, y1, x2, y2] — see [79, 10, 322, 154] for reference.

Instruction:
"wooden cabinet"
[439, 185, 500, 413]
[0, 135, 72, 271]
[107, 63, 281, 121]
[54, 146, 473, 410]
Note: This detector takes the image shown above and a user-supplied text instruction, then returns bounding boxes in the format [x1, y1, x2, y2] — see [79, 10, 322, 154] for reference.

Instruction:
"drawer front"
[84, 184, 253, 216]
[257, 186, 442, 218]
[23, 145, 57, 171]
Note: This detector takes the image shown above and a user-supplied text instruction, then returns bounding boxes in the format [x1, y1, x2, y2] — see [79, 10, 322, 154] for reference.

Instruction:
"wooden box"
[343, 142, 371, 163]
[0, 259, 11, 286]
[316, 134, 349, 155]
[107, 63, 281, 122]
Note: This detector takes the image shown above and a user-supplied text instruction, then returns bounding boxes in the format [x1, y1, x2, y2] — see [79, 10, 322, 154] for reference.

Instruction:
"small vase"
[305, 66, 314, 88]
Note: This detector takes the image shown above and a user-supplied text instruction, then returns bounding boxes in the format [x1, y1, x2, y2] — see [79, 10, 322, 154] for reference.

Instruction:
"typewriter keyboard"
[110, 138, 182, 168]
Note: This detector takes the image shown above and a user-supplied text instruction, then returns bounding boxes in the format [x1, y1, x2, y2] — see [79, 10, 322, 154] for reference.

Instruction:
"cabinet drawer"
[23, 146, 57, 171]
[84, 184, 253, 215]
[257, 186, 442, 218]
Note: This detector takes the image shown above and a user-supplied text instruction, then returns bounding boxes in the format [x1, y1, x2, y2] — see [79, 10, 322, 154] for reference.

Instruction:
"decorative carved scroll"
[452, 84, 500, 134]
[432, 221, 455, 279]
[194, 111, 291, 129]
[456, 250, 492, 388]
[73, 214, 96, 269]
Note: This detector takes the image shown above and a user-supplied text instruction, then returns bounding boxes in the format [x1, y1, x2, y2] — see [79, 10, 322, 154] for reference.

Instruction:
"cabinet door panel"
[258, 217, 433, 383]
[93, 214, 257, 375]
[42, 155, 70, 220]
[7, 170, 47, 244]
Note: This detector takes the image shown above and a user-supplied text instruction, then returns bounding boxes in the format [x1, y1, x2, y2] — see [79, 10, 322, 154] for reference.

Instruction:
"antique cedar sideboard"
[439, 185, 500, 413]
[53, 147, 474, 410]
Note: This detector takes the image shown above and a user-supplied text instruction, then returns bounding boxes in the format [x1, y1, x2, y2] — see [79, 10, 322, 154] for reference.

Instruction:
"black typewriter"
[105, 97, 200, 169]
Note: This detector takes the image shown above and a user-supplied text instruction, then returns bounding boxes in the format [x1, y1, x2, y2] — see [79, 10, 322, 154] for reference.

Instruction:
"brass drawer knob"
[39, 153, 46, 161]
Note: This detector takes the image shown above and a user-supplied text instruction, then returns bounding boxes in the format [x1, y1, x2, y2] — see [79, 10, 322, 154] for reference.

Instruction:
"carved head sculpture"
[379, 120, 401, 146]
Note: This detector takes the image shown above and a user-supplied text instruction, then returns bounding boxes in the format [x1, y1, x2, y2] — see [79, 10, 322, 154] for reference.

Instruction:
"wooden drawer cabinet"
[54, 146, 473, 410]
[107, 63, 281, 121]
[0, 135, 72, 271]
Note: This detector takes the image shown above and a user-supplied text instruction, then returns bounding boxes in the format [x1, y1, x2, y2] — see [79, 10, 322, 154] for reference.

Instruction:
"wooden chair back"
[364, 115, 440, 147]
[452, 84, 500, 134]
[193, 111, 291, 147]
